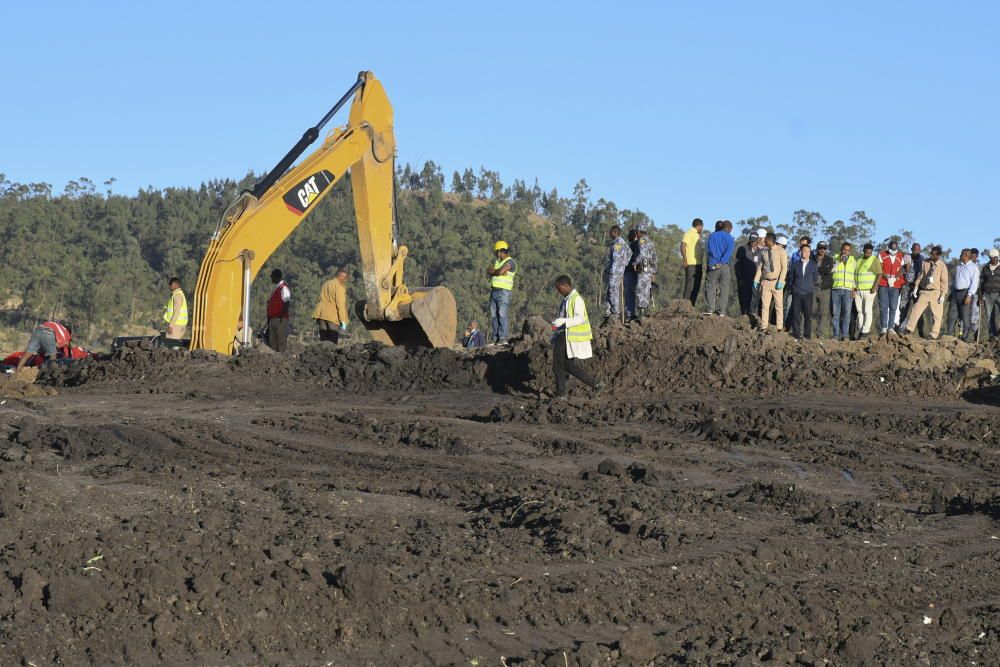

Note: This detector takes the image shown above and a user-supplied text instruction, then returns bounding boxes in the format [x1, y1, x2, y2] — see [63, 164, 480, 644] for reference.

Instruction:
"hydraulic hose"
[250, 74, 366, 200]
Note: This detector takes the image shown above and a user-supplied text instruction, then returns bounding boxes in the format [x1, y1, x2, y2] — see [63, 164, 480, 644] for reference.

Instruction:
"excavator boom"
[189, 71, 456, 354]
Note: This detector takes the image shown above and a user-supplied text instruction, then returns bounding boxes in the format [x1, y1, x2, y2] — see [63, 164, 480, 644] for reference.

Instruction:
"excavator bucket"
[355, 286, 457, 349]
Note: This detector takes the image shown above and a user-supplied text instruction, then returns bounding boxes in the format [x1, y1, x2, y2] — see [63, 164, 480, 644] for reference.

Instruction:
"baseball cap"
[816, 241, 828, 249]
[990, 249, 1000, 258]
[748, 231, 759, 240]
[776, 236, 788, 246]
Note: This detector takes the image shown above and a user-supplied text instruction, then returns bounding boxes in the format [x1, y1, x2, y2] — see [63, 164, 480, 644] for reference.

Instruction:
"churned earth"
[1, 305, 999, 666]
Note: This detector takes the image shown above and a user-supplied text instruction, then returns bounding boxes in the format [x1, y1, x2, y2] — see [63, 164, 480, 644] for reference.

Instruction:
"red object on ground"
[1, 346, 90, 368]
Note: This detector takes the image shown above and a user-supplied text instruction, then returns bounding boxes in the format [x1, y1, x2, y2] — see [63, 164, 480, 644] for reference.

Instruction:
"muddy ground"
[1, 306, 999, 666]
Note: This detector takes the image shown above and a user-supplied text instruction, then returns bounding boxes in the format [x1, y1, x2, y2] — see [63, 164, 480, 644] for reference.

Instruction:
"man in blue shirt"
[947, 248, 981, 341]
[789, 236, 811, 264]
[703, 220, 735, 316]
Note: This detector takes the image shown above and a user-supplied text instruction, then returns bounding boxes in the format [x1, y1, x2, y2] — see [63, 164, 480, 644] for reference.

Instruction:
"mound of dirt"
[0, 368, 54, 398]
[36, 346, 217, 388]
[37, 302, 998, 405]
[492, 299, 997, 399]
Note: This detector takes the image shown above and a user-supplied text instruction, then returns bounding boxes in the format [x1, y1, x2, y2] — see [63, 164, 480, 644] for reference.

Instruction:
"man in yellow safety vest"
[853, 243, 881, 339]
[830, 243, 857, 341]
[550, 275, 603, 399]
[486, 241, 517, 345]
[163, 277, 189, 341]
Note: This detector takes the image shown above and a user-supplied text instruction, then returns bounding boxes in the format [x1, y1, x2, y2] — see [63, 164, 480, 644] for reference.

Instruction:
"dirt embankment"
[30, 301, 1000, 403]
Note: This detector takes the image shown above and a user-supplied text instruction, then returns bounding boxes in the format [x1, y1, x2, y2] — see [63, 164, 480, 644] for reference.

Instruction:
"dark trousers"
[946, 289, 972, 340]
[624, 271, 638, 317]
[900, 285, 926, 336]
[317, 319, 340, 344]
[736, 274, 755, 316]
[791, 292, 813, 338]
[704, 266, 731, 314]
[783, 290, 794, 328]
[683, 265, 703, 307]
[552, 331, 597, 396]
[832, 289, 853, 339]
[878, 286, 901, 334]
[814, 289, 831, 337]
[268, 317, 289, 352]
[983, 292, 1000, 341]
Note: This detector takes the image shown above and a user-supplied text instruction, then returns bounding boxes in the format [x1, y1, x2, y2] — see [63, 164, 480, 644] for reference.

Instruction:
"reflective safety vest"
[41, 321, 71, 348]
[565, 290, 593, 342]
[163, 288, 189, 326]
[490, 256, 517, 290]
[855, 255, 879, 290]
[832, 256, 857, 289]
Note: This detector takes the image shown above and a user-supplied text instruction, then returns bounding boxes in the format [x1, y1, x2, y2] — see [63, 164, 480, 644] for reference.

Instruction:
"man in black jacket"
[813, 242, 834, 338]
[981, 249, 1000, 341]
[787, 244, 819, 339]
[734, 231, 761, 318]
[901, 243, 925, 336]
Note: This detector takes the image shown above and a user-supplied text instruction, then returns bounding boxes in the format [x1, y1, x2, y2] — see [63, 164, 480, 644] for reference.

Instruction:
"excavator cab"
[189, 71, 456, 353]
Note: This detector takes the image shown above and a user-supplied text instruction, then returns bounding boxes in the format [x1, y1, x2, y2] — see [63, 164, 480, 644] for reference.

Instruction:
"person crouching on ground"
[14, 320, 72, 378]
[550, 275, 603, 399]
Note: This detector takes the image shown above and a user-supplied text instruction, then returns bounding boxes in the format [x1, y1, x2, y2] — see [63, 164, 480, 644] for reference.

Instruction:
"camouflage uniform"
[635, 233, 658, 310]
[604, 235, 633, 316]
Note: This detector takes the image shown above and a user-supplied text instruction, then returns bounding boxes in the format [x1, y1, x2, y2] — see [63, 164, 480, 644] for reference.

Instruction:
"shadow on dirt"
[961, 385, 1000, 407]
[947, 495, 1000, 521]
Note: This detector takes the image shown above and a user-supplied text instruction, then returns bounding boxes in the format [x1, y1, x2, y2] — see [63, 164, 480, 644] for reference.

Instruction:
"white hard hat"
[756, 228, 767, 239]
[776, 236, 789, 246]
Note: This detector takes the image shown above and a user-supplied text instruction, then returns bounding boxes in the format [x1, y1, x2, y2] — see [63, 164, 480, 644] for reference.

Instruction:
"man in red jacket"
[13, 320, 72, 377]
[266, 269, 291, 353]
[877, 240, 906, 338]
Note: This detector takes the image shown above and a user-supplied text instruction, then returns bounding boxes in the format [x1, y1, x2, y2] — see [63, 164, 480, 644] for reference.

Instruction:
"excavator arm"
[190, 71, 456, 354]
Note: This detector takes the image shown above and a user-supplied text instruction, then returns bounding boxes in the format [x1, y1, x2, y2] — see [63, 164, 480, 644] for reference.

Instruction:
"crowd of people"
[672, 219, 998, 343]
[459, 223, 999, 397]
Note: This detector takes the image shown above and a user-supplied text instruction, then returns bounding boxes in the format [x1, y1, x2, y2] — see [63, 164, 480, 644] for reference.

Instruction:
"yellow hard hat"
[494, 240, 509, 251]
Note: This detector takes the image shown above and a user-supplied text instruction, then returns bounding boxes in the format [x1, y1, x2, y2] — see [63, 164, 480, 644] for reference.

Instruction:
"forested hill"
[0, 164, 897, 347]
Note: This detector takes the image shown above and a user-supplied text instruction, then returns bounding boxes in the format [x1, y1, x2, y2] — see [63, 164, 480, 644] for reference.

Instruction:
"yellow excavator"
[189, 71, 456, 354]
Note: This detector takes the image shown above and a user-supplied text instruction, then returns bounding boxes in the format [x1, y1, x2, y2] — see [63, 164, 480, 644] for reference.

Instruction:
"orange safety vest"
[41, 321, 71, 349]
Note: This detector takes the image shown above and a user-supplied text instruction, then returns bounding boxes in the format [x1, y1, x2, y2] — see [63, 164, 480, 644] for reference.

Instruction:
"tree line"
[0, 167, 963, 347]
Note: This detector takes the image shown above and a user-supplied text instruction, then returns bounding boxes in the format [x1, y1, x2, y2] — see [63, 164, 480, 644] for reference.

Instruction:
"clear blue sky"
[2, 1, 997, 250]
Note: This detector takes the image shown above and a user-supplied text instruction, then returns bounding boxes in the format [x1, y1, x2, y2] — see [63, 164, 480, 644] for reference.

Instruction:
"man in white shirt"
[550, 275, 603, 398]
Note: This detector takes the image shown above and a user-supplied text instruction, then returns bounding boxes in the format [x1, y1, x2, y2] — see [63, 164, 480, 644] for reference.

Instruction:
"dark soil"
[2, 306, 999, 665]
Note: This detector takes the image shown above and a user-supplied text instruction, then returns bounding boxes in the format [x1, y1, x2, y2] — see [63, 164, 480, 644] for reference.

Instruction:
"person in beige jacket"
[754, 232, 789, 332]
[312, 268, 350, 343]
[904, 245, 949, 339]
